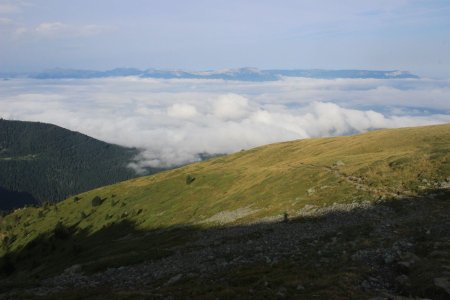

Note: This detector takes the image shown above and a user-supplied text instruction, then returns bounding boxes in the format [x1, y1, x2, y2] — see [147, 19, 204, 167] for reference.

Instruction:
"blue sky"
[0, 0, 449, 77]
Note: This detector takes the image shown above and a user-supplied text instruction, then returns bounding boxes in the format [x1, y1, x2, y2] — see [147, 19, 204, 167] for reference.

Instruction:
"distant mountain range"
[1, 68, 419, 81]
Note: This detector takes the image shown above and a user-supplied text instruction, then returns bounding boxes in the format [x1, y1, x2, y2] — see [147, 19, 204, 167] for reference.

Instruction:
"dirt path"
[299, 162, 399, 198]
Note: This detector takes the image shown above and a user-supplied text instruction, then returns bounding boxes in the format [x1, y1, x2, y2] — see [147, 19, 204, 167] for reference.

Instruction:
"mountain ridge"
[0, 119, 157, 210]
[1, 68, 419, 81]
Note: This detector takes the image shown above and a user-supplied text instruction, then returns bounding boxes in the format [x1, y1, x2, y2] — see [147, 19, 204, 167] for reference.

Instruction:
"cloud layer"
[1, 77, 450, 171]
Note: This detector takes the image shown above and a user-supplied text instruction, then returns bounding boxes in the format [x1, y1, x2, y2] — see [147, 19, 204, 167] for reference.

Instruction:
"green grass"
[1, 123, 450, 280]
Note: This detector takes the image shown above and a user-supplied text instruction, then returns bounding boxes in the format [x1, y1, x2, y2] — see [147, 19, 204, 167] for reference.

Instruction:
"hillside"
[0, 119, 155, 210]
[1, 124, 450, 299]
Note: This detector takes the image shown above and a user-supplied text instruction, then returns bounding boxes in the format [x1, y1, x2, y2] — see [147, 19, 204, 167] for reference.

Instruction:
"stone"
[335, 160, 345, 166]
[63, 264, 82, 275]
[434, 277, 450, 295]
[395, 274, 410, 288]
[397, 261, 413, 273]
[361, 280, 371, 290]
[384, 253, 396, 264]
[430, 250, 447, 258]
[165, 274, 183, 286]
[397, 252, 420, 272]
[276, 286, 287, 297]
[307, 188, 316, 196]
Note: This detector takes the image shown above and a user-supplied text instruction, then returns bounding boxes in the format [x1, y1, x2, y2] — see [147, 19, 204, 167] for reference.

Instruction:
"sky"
[0, 0, 450, 77]
[1, 0, 450, 171]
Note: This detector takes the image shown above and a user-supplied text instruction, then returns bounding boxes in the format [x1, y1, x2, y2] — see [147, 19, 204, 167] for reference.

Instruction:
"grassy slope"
[2, 123, 450, 242]
[1, 124, 450, 280]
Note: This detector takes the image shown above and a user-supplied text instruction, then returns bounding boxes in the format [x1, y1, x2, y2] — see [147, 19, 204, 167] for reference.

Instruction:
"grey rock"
[434, 277, 450, 295]
[335, 160, 345, 167]
[276, 286, 287, 297]
[63, 264, 82, 275]
[165, 274, 183, 286]
[384, 253, 396, 264]
[395, 274, 410, 287]
[361, 280, 373, 291]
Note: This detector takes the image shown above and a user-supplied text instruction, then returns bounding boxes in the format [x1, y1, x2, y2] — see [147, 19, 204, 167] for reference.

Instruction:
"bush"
[91, 196, 103, 207]
[54, 222, 71, 239]
[73, 196, 81, 203]
[186, 174, 196, 185]
[2, 236, 10, 250]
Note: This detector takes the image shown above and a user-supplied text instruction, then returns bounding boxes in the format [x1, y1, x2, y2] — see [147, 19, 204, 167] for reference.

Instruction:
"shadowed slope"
[1, 189, 450, 299]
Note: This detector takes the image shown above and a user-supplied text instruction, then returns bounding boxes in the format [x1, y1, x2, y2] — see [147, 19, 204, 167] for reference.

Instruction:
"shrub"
[73, 196, 81, 203]
[186, 174, 196, 185]
[91, 196, 103, 207]
[2, 236, 10, 250]
[54, 222, 71, 239]
[283, 212, 289, 223]
[14, 215, 21, 223]
[43, 202, 50, 210]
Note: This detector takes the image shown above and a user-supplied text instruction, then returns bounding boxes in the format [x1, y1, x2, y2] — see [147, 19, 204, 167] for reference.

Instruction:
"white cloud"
[35, 22, 67, 36]
[167, 103, 198, 119]
[31, 22, 112, 38]
[1, 77, 449, 170]
[2, 21, 113, 40]
[213, 94, 250, 120]
[0, 3, 19, 14]
[0, 17, 11, 24]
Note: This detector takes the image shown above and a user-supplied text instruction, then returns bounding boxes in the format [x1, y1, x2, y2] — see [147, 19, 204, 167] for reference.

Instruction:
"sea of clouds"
[1, 76, 450, 172]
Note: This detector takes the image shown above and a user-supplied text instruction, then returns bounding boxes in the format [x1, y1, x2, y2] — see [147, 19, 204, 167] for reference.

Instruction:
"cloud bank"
[1, 77, 450, 172]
